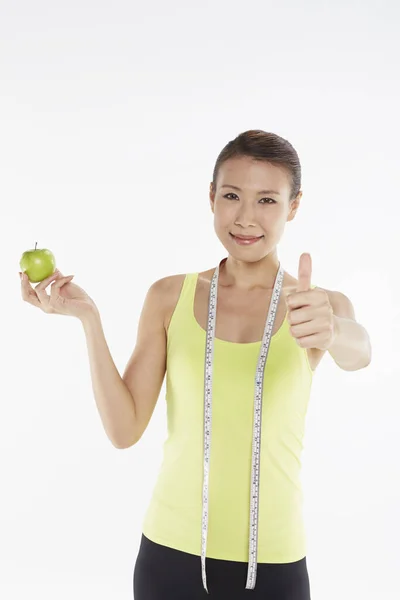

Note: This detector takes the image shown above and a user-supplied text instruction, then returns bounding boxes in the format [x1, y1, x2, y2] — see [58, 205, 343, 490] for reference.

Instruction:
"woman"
[20, 130, 372, 599]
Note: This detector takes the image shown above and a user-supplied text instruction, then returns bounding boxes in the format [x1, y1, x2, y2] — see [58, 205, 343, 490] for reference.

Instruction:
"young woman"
[20, 130, 371, 599]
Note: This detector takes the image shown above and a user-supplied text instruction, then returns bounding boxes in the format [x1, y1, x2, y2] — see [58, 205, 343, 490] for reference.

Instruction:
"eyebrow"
[220, 184, 281, 196]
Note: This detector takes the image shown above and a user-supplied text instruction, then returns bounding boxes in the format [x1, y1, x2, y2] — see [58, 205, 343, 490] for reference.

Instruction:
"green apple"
[19, 242, 57, 283]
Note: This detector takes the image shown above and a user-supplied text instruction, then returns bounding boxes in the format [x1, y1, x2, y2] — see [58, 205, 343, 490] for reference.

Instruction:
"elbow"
[112, 439, 136, 450]
[111, 434, 140, 449]
[339, 355, 371, 372]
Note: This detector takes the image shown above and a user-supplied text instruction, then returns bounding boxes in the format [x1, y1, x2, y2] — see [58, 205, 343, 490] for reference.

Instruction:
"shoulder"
[150, 266, 214, 298]
[150, 268, 215, 331]
[149, 273, 187, 294]
[147, 273, 191, 331]
[148, 273, 188, 308]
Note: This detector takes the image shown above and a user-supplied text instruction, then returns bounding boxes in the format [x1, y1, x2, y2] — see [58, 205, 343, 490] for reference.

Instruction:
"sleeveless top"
[142, 272, 315, 563]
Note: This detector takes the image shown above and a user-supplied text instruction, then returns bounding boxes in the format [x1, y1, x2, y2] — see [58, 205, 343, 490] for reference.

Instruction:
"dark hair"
[211, 130, 301, 202]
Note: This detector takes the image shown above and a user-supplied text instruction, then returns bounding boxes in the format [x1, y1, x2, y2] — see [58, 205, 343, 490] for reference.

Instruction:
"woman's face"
[210, 156, 301, 260]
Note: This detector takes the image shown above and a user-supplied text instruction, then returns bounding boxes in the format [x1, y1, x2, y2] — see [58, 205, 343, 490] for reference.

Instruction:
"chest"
[193, 278, 287, 343]
[192, 276, 325, 371]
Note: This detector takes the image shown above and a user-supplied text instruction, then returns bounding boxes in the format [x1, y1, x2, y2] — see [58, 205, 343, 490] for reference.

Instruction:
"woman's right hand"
[20, 269, 98, 320]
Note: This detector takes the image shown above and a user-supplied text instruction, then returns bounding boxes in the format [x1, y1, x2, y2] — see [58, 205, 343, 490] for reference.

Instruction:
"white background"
[1, 1, 399, 598]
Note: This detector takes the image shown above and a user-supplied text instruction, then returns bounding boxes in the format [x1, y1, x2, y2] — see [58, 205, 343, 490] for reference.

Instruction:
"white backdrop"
[1, 1, 399, 598]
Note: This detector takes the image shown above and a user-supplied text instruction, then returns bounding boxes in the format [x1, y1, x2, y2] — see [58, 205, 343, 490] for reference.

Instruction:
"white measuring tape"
[201, 257, 285, 593]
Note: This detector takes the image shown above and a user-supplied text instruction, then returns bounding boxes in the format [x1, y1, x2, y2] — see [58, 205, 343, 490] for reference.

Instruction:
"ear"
[209, 182, 215, 213]
[286, 190, 302, 223]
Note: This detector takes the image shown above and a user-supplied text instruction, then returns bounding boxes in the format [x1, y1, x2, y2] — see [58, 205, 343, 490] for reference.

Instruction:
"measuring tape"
[201, 257, 285, 593]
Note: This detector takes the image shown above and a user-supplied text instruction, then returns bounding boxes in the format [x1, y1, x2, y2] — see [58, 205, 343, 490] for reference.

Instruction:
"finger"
[35, 270, 63, 305]
[49, 275, 74, 307]
[20, 271, 46, 306]
[296, 253, 312, 293]
[20, 272, 42, 308]
[49, 275, 74, 305]
[52, 275, 74, 291]
[20, 268, 60, 284]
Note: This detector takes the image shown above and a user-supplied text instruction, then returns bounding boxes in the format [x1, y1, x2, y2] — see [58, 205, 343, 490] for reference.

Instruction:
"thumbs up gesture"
[286, 253, 337, 351]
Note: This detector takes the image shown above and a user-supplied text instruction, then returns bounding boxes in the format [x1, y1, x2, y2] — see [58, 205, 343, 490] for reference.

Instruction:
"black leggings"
[133, 534, 311, 600]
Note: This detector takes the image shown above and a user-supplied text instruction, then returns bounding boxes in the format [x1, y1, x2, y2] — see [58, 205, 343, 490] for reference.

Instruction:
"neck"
[219, 251, 281, 291]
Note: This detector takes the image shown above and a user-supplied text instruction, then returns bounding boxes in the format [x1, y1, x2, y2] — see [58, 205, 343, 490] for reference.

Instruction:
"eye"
[259, 197, 277, 204]
[223, 193, 276, 204]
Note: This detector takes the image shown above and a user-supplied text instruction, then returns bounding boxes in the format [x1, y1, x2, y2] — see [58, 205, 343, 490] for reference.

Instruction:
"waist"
[142, 439, 306, 562]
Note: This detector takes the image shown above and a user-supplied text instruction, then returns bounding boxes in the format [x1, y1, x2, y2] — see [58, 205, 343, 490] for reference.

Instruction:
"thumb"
[53, 274, 74, 288]
[296, 253, 312, 292]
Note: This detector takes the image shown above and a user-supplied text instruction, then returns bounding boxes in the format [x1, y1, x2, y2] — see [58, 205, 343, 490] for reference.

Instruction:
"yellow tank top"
[142, 272, 315, 563]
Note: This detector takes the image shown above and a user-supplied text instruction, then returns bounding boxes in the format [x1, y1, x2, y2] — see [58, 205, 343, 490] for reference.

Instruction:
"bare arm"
[80, 278, 167, 449]
[121, 278, 168, 445]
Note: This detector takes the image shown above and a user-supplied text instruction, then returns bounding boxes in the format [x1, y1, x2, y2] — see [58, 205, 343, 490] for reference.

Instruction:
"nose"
[234, 203, 257, 229]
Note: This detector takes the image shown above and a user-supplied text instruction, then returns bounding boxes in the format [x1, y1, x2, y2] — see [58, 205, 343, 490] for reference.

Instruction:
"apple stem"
[35, 241, 37, 250]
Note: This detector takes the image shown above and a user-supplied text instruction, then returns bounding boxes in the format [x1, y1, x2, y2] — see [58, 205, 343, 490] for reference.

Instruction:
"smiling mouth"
[229, 233, 264, 245]
[230, 233, 264, 240]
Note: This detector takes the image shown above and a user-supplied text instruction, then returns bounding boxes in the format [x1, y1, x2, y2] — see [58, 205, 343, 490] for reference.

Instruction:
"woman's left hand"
[285, 253, 337, 351]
